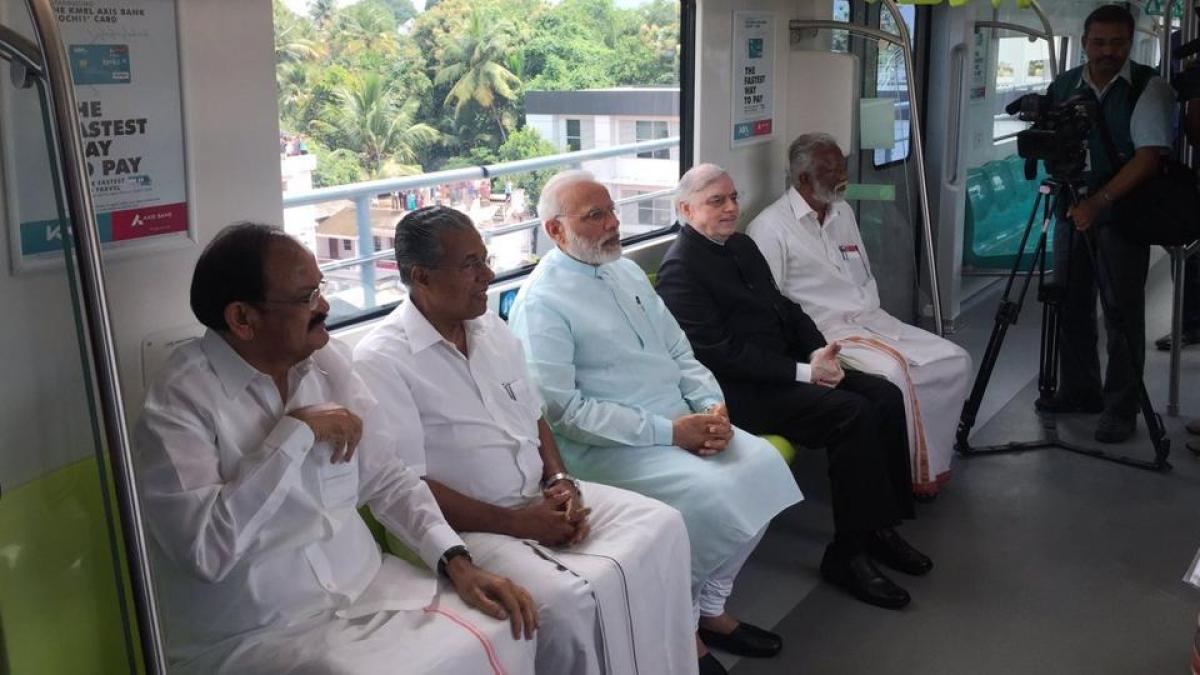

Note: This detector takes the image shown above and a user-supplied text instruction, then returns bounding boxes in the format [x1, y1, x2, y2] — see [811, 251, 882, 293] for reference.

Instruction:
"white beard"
[564, 228, 621, 265]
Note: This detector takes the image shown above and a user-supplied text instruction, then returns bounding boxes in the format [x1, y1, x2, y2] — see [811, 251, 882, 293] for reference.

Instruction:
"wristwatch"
[438, 545, 472, 577]
[541, 471, 581, 492]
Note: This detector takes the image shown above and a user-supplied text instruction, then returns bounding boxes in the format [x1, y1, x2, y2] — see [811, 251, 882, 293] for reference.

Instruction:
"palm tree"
[335, 2, 401, 61]
[314, 73, 440, 178]
[273, 0, 319, 64]
[435, 7, 522, 142]
[309, 0, 337, 29]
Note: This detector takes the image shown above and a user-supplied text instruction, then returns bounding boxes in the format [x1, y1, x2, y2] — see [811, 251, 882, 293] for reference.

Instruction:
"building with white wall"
[525, 87, 681, 235]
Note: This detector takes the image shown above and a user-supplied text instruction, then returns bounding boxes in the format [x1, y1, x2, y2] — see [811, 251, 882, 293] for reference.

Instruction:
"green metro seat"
[358, 506, 428, 570]
[760, 434, 797, 465]
[0, 458, 142, 673]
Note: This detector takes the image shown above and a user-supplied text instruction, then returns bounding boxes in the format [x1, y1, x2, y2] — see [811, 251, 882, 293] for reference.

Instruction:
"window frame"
[565, 118, 583, 152]
[870, 3, 922, 169]
[323, 1, 696, 331]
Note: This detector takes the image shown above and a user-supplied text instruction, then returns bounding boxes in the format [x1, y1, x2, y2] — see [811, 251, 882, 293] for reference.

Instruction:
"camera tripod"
[955, 177, 1171, 471]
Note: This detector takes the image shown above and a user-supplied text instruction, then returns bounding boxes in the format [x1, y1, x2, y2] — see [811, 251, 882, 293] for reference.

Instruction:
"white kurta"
[354, 302, 697, 675]
[747, 188, 972, 495]
[135, 331, 533, 674]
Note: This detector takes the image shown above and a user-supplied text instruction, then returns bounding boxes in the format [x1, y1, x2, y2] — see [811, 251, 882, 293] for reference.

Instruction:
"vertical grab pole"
[24, 1, 167, 672]
[1165, 0, 1185, 415]
[1029, 0, 1059, 77]
[881, 0, 944, 335]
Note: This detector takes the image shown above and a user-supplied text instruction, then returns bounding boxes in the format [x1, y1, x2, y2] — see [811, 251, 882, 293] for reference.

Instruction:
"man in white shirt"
[135, 223, 538, 675]
[747, 134, 972, 498]
[353, 206, 696, 675]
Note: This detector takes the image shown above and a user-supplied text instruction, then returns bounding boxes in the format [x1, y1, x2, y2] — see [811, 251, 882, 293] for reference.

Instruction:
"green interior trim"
[0, 457, 140, 674]
[845, 183, 896, 202]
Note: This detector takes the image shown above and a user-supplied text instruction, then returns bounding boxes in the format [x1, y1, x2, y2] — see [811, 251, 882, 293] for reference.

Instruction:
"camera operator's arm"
[1070, 76, 1176, 232]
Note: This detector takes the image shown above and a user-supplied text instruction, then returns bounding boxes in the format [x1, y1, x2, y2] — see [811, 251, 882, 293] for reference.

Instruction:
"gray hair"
[787, 133, 842, 186]
[675, 163, 730, 226]
[537, 169, 596, 224]
[394, 206, 476, 288]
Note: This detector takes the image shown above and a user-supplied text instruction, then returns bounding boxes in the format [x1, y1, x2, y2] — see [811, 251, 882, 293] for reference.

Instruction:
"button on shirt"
[134, 332, 462, 663]
[353, 301, 545, 508]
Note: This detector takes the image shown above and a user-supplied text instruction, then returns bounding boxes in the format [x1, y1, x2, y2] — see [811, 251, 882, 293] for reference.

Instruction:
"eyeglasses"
[436, 257, 493, 275]
[257, 279, 327, 310]
[702, 192, 739, 208]
[557, 206, 618, 225]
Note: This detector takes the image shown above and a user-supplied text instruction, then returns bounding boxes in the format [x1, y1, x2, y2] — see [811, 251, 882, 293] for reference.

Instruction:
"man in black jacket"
[656, 163, 931, 610]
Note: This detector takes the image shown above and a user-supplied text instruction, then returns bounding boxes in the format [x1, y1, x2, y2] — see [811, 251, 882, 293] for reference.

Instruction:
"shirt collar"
[200, 329, 313, 399]
[786, 186, 847, 227]
[398, 299, 488, 355]
[1078, 59, 1132, 98]
[681, 222, 729, 250]
[545, 247, 608, 278]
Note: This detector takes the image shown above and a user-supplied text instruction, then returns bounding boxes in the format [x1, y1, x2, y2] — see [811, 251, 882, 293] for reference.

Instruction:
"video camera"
[1005, 92, 1097, 184]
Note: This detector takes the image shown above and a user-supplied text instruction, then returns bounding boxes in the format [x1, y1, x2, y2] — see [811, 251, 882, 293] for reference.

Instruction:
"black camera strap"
[1089, 69, 1155, 178]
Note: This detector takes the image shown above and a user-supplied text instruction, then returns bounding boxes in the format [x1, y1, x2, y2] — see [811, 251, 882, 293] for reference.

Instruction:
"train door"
[0, 8, 147, 674]
[787, 1, 933, 326]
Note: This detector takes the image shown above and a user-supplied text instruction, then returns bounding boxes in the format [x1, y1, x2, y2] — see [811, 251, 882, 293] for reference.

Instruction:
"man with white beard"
[747, 134, 972, 499]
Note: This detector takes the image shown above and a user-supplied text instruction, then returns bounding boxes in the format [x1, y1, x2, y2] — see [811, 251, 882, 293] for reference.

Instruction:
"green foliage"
[274, 0, 681, 187]
[495, 127, 558, 208]
[309, 140, 365, 188]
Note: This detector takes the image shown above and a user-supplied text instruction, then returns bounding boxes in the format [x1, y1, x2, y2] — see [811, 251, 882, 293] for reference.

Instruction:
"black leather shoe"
[1035, 394, 1103, 414]
[698, 622, 782, 658]
[1154, 329, 1200, 351]
[1094, 411, 1136, 443]
[820, 544, 910, 610]
[699, 652, 729, 675]
[866, 528, 933, 576]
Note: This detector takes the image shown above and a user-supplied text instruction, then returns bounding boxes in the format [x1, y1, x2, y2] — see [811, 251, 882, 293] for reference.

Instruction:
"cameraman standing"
[1038, 5, 1176, 443]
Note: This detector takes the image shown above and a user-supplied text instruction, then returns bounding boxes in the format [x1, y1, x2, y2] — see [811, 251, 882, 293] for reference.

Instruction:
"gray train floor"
[720, 259, 1200, 675]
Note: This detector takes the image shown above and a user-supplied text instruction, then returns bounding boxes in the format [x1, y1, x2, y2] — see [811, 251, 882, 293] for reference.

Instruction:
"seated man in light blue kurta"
[508, 170, 803, 675]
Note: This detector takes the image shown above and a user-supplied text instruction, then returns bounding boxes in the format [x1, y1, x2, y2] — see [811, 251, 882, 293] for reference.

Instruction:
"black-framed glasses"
[558, 206, 618, 225]
[257, 278, 327, 310]
[435, 257, 493, 275]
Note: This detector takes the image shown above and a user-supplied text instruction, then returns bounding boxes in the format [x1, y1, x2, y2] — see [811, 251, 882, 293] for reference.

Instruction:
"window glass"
[274, 0, 684, 325]
[635, 120, 671, 159]
[992, 35, 1053, 141]
[566, 118, 582, 152]
[873, 4, 916, 167]
[832, 0, 851, 54]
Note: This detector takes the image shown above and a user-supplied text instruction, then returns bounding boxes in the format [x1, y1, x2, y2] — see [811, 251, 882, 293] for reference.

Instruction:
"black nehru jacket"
[656, 223, 826, 390]
[657, 222, 914, 534]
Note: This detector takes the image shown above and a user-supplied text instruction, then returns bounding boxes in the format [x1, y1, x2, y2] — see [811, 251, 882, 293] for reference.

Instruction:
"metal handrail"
[283, 137, 680, 208]
[22, 1, 166, 672]
[318, 188, 678, 274]
[791, 3, 945, 335]
[293, 138, 680, 303]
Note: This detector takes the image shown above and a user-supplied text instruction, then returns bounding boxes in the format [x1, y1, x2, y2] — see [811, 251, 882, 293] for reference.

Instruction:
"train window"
[872, 5, 916, 167]
[992, 35, 1053, 143]
[274, 0, 686, 326]
[832, 0, 851, 54]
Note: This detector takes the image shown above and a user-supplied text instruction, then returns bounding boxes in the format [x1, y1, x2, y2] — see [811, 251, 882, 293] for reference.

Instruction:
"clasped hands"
[514, 481, 591, 548]
[673, 402, 733, 457]
[810, 342, 845, 388]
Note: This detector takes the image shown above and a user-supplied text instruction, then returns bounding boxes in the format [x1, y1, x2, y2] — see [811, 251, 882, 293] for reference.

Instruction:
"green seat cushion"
[358, 506, 428, 571]
[760, 434, 797, 465]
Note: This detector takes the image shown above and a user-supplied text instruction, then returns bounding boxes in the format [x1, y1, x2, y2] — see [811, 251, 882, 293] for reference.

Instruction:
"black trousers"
[1053, 218, 1150, 417]
[724, 370, 913, 537]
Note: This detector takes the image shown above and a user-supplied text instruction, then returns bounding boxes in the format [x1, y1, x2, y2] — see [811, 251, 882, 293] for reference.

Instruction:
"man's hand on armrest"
[445, 556, 539, 641]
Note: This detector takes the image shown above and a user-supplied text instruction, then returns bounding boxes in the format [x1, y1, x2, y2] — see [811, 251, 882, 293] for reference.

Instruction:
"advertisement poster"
[731, 11, 775, 147]
[4, 0, 189, 270]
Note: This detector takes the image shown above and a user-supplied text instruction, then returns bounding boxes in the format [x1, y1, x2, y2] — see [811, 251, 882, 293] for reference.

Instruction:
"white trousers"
[695, 526, 766, 623]
[181, 582, 537, 675]
[838, 326, 971, 495]
[465, 482, 696, 675]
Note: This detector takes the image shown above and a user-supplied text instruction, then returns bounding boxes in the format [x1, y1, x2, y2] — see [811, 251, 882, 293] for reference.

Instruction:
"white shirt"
[1077, 59, 1175, 150]
[354, 302, 545, 508]
[747, 187, 883, 332]
[135, 331, 462, 663]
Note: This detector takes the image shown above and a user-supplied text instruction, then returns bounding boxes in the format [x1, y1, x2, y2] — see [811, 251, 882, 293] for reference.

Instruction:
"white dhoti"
[833, 318, 972, 496]
[176, 558, 536, 675]
[464, 482, 697, 675]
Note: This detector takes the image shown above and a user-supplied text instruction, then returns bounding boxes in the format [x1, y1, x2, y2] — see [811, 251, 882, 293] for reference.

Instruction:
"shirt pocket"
[487, 373, 541, 442]
[839, 245, 872, 288]
[315, 445, 360, 509]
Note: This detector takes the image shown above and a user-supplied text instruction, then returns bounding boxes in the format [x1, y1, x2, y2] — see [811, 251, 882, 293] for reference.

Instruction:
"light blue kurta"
[508, 248, 802, 594]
